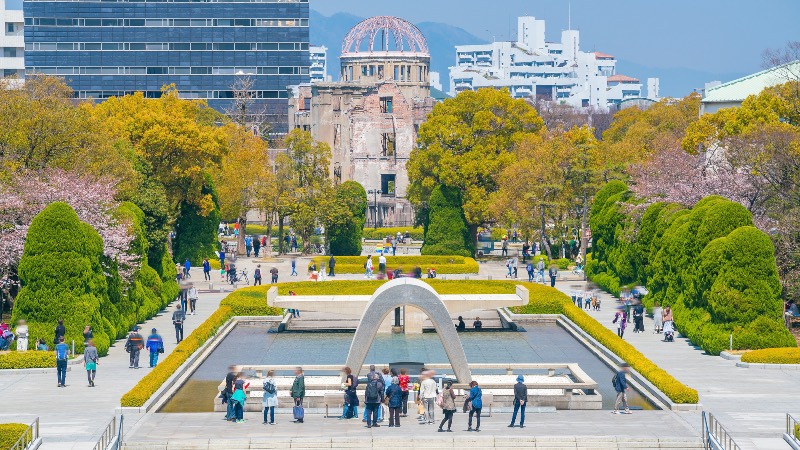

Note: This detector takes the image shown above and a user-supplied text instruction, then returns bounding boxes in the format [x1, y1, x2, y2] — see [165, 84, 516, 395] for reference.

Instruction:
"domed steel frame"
[342, 16, 429, 55]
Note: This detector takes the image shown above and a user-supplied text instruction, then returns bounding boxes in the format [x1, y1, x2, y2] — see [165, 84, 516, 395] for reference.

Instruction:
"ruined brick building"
[288, 16, 436, 227]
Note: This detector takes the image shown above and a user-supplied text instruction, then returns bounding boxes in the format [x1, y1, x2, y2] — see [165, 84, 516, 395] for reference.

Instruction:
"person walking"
[386, 376, 403, 427]
[291, 367, 305, 423]
[509, 375, 528, 428]
[203, 258, 211, 281]
[172, 304, 186, 344]
[184, 258, 191, 278]
[83, 325, 93, 345]
[526, 261, 534, 282]
[548, 265, 558, 287]
[362, 365, 382, 422]
[501, 238, 508, 257]
[437, 381, 457, 432]
[419, 370, 438, 424]
[15, 320, 28, 352]
[467, 380, 483, 432]
[290, 259, 298, 276]
[536, 258, 546, 284]
[398, 368, 410, 417]
[505, 258, 513, 278]
[125, 327, 144, 369]
[653, 302, 663, 333]
[378, 254, 387, 277]
[613, 309, 627, 338]
[254, 265, 262, 286]
[146, 328, 164, 368]
[633, 304, 645, 333]
[262, 370, 278, 425]
[340, 366, 359, 419]
[54, 319, 66, 346]
[231, 372, 249, 423]
[224, 366, 237, 421]
[253, 236, 261, 258]
[245, 236, 253, 258]
[55, 336, 69, 387]
[270, 267, 279, 284]
[328, 255, 336, 277]
[188, 285, 198, 315]
[364, 256, 374, 279]
[84, 339, 99, 387]
[613, 363, 632, 414]
[364, 373, 384, 428]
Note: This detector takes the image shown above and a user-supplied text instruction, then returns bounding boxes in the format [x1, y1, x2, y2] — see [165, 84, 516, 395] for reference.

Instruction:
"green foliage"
[0, 351, 56, 369]
[422, 185, 472, 257]
[0, 423, 31, 450]
[311, 255, 479, 274]
[362, 227, 425, 241]
[589, 183, 796, 355]
[741, 347, 800, 364]
[173, 174, 221, 266]
[12, 203, 111, 355]
[328, 181, 367, 256]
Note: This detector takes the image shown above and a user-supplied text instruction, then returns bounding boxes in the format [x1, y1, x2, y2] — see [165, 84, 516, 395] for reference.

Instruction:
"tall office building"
[309, 45, 326, 83]
[24, 0, 310, 131]
[1, 0, 24, 82]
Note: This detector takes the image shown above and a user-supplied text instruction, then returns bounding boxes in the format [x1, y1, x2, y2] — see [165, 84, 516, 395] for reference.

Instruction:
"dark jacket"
[125, 332, 144, 351]
[514, 382, 528, 402]
[364, 378, 385, 404]
[386, 384, 403, 408]
[172, 310, 186, 325]
[54, 324, 66, 344]
[614, 371, 628, 392]
[291, 374, 305, 399]
[329, 256, 336, 267]
[225, 371, 237, 394]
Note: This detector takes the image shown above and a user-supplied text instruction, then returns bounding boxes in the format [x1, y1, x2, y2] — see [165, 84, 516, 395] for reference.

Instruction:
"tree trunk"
[237, 217, 247, 256]
[580, 191, 589, 281]
[540, 205, 553, 260]
[265, 211, 274, 258]
[469, 224, 479, 257]
[277, 215, 285, 255]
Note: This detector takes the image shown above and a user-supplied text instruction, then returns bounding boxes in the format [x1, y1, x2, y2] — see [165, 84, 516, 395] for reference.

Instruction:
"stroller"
[662, 320, 675, 342]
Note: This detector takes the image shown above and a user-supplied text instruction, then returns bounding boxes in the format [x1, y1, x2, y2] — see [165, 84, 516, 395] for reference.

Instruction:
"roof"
[608, 74, 640, 83]
[430, 87, 451, 102]
[594, 52, 615, 59]
[702, 60, 800, 103]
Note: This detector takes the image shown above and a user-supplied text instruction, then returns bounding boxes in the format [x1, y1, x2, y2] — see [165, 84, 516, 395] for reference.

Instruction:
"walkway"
[553, 280, 798, 450]
[0, 287, 228, 450]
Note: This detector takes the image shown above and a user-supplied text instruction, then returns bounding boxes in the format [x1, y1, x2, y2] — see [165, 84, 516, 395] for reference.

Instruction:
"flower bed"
[310, 255, 479, 274]
[0, 423, 31, 450]
[740, 347, 800, 364]
[0, 351, 56, 370]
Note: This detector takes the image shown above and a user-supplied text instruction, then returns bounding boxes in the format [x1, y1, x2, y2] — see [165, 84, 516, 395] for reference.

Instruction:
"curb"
[719, 351, 742, 361]
[736, 361, 800, 370]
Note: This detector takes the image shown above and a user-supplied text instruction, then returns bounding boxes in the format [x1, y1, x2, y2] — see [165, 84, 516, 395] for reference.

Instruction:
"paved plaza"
[1, 252, 798, 449]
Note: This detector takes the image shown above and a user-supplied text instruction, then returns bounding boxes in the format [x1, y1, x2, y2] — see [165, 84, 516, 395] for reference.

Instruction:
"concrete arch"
[344, 278, 472, 383]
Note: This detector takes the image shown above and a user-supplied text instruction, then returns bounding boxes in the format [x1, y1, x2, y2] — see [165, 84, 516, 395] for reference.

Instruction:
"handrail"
[788, 413, 800, 444]
[702, 411, 741, 450]
[92, 416, 117, 450]
[9, 418, 39, 450]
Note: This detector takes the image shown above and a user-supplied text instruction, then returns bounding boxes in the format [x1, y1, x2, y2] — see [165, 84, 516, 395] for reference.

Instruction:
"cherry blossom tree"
[0, 170, 137, 282]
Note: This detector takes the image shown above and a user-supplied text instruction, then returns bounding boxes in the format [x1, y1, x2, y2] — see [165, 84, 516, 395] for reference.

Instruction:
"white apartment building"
[309, 45, 327, 83]
[0, 0, 24, 82]
[450, 16, 658, 109]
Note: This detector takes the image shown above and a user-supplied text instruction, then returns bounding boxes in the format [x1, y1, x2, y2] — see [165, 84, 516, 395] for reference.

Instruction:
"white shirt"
[420, 378, 438, 399]
[379, 255, 386, 265]
[188, 287, 198, 299]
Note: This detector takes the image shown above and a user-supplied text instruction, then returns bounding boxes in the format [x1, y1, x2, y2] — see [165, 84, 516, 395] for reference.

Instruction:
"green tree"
[172, 174, 221, 264]
[421, 185, 472, 257]
[327, 181, 367, 256]
[408, 88, 545, 247]
[11, 203, 112, 354]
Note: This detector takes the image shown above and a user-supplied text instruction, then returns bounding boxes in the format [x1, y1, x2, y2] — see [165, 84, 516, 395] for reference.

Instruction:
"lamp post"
[368, 189, 382, 229]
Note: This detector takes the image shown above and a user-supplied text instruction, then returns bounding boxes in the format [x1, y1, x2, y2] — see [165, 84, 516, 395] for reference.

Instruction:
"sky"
[312, 0, 800, 77]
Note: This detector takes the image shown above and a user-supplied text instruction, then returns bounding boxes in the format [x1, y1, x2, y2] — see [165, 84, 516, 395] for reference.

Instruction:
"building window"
[302, 97, 311, 110]
[381, 174, 396, 196]
[380, 96, 393, 113]
[381, 133, 395, 157]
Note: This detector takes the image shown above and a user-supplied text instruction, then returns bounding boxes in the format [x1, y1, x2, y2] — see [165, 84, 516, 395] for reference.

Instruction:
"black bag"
[611, 374, 618, 389]
[263, 380, 276, 395]
[365, 382, 380, 403]
[158, 347, 164, 354]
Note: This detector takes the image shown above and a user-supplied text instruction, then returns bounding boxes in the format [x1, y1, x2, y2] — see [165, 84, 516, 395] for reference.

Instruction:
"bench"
[323, 393, 344, 418]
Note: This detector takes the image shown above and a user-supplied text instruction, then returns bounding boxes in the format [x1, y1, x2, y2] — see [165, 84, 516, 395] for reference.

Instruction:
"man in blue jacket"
[613, 363, 632, 414]
[146, 328, 164, 368]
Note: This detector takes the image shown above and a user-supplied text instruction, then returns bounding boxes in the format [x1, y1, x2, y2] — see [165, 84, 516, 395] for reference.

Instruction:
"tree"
[11, 203, 112, 354]
[172, 174, 222, 264]
[421, 185, 472, 257]
[408, 88, 545, 248]
[215, 123, 272, 254]
[327, 181, 367, 256]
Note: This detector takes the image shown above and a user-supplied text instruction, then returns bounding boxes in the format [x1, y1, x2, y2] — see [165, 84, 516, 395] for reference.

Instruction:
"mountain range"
[310, 10, 746, 98]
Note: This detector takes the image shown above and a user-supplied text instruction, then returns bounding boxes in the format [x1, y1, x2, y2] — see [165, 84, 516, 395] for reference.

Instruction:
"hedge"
[172, 174, 221, 266]
[120, 287, 283, 407]
[741, 348, 800, 364]
[510, 285, 699, 404]
[0, 423, 31, 450]
[0, 351, 56, 370]
[311, 256, 479, 274]
[328, 181, 367, 256]
[422, 186, 472, 257]
[363, 227, 424, 241]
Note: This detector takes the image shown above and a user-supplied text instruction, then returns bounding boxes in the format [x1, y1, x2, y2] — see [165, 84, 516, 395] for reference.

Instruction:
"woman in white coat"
[15, 320, 28, 351]
[262, 370, 278, 425]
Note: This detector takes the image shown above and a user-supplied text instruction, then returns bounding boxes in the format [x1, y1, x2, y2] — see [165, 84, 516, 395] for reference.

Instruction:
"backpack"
[436, 392, 444, 408]
[365, 381, 380, 403]
[611, 374, 618, 389]
[526, 264, 533, 272]
[263, 380, 276, 395]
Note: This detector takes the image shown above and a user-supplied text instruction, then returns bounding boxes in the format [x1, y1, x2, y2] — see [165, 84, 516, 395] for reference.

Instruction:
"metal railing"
[9, 418, 39, 450]
[93, 415, 122, 450]
[788, 414, 800, 445]
[702, 411, 741, 450]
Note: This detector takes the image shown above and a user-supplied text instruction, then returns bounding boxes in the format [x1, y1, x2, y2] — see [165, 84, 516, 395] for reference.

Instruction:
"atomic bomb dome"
[342, 16, 429, 56]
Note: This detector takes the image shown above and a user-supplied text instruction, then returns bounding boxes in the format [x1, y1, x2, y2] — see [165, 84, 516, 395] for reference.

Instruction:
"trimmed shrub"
[328, 181, 367, 256]
[422, 185, 472, 257]
[12, 203, 111, 355]
[311, 255, 479, 274]
[172, 175, 221, 266]
[741, 348, 800, 364]
[0, 351, 56, 369]
[0, 423, 31, 450]
[362, 227, 424, 241]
